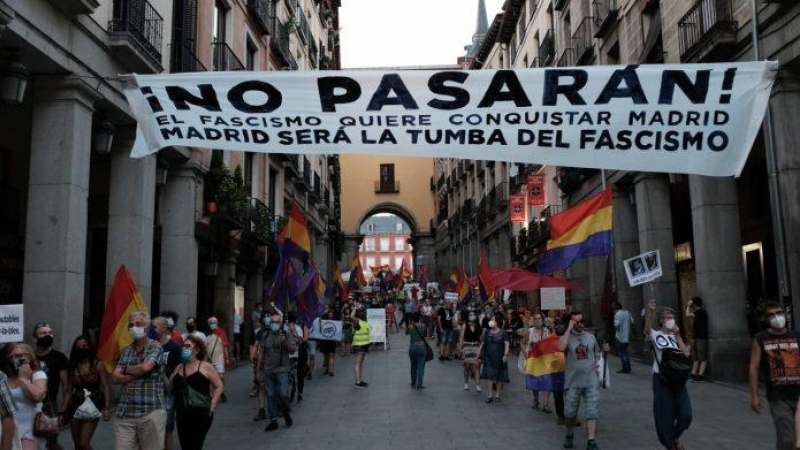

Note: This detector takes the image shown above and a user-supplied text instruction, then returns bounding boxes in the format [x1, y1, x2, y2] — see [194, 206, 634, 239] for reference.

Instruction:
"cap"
[32, 322, 52, 335]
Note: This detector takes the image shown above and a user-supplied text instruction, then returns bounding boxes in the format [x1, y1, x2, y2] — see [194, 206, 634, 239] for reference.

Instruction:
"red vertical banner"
[510, 194, 526, 222]
[527, 174, 546, 206]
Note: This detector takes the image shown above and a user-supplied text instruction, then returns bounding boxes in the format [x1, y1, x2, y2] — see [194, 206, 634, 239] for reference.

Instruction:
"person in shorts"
[350, 308, 371, 388]
[437, 300, 456, 361]
[685, 297, 709, 382]
[558, 311, 601, 450]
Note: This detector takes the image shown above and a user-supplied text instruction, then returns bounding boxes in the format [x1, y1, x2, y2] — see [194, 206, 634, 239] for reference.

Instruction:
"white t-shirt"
[650, 329, 680, 374]
[234, 313, 243, 334]
[284, 324, 304, 358]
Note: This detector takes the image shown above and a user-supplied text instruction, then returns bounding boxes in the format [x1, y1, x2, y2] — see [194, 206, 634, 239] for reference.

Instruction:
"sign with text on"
[0, 304, 23, 343]
[124, 62, 777, 177]
[309, 319, 343, 341]
[624, 250, 663, 287]
[367, 309, 386, 347]
[540, 287, 566, 310]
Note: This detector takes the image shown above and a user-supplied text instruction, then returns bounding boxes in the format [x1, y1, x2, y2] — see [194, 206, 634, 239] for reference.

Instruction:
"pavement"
[62, 331, 776, 449]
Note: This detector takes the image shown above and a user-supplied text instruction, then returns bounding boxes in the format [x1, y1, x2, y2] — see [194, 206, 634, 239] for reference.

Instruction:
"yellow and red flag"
[277, 201, 311, 256]
[97, 265, 148, 373]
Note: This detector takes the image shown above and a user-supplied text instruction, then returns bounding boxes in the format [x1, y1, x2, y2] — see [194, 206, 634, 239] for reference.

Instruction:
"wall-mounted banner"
[624, 250, 663, 287]
[510, 194, 526, 222]
[527, 174, 545, 206]
[124, 62, 776, 176]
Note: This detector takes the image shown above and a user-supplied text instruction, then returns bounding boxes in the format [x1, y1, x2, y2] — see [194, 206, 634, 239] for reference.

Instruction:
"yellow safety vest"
[352, 319, 371, 346]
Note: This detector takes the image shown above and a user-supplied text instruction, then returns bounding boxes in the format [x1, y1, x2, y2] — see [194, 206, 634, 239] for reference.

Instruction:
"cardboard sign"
[540, 287, 566, 310]
[624, 250, 663, 287]
[367, 309, 386, 344]
[0, 305, 23, 343]
[309, 319, 343, 341]
[444, 292, 459, 302]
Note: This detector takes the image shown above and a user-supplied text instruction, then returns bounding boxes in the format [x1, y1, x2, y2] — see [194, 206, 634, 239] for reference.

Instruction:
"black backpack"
[654, 346, 692, 386]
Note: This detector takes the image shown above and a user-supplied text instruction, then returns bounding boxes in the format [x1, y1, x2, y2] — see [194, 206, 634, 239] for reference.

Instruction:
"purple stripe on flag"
[525, 373, 565, 392]
[537, 230, 612, 274]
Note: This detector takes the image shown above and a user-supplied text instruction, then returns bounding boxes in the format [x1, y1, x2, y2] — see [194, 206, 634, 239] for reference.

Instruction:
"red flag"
[510, 194, 526, 222]
[527, 174, 545, 206]
[479, 254, 496, 300]
[97, 266, 149, 372]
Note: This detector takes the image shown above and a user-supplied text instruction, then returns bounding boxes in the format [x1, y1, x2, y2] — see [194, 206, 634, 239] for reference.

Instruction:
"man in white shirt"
[613, 301, 633, 374]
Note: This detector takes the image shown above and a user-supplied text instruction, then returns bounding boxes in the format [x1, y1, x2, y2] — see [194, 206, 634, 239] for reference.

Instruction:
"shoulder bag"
[33, 399, 60, 438]
[181, 363, 211, 409]
[412, 325, 434, 362]
[653, 345, 692, 386]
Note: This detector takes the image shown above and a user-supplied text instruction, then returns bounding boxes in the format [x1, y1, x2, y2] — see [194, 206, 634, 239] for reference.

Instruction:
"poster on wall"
[123, 62, 777, 177]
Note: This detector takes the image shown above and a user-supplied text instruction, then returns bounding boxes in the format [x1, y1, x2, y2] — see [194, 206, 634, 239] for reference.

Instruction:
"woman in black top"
[169, 335, 224, 450]
[319, 309, 339, 376]
[459, 312, 483, 393]
[406, 313, 427, 389]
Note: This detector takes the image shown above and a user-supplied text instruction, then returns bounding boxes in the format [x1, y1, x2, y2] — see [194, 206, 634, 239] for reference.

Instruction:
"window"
[213, 0, 227, 43]
[379, 164, 395, 192]
[244, 153, 254, 196]
[380, 238, 390, 251]
[395, 238, 404, 251]
[396, 222, 402, 232]
[395, 257, 404, 270]
[366, 257, 376, 268]
[380, 257, 390, 267]
[365, 238, 375, 251]
[246, 38, 257, 70]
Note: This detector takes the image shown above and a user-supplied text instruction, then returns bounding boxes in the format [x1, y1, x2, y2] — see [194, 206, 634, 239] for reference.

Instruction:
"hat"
[32, 322, 51, 335]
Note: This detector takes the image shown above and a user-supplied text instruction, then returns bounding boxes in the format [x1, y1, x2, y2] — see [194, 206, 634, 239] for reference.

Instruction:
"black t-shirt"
[438, 308, 454, 331]
[161, 340, 183, 379]
[756, 329, 800, 401]
[37, 349, 68, 405]
[693, 309, 709, 339]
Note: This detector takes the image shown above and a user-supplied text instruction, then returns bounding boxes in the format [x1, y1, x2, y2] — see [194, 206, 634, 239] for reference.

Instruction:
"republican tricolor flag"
[277, 201, 311, 257]
[348, 251, 367, 291]
[97, 266, 149, 373]
[537, 187, 613, 274]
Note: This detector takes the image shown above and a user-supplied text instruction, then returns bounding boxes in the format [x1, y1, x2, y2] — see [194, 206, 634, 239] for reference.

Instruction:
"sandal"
[485, 397, 493, 404]
[542, 406, 553, 414]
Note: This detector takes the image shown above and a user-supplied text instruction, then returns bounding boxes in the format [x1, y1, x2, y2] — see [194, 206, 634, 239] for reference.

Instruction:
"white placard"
[444, 292, 459, 302]
[308, 319, 343, 341]
[363, 285, 373, 293]
[624, 250, 663, 287]
[540, 287, 566, 310]
[367, 309, 386, 345]
[0, 305, 23, 343]
[124, 63, 777, 177]
[425, 282, 439, 291]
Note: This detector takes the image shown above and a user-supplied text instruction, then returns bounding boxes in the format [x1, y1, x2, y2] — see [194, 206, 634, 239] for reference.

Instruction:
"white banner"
[540, 287, 566, 310]
[0, 305, 23, 343]
[309, 319, 343, 341]
[624, 250, 663, 287]
[123, 62, 776, 176]
[367, 309, 386, 344]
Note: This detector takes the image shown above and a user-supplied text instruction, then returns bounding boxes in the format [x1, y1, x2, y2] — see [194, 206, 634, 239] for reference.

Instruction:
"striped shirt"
[0, 372, 17, 418]
[115, 338, 164, 419]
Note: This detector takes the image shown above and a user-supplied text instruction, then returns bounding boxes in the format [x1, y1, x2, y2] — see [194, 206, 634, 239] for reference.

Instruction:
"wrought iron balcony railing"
[556, 48, 574, 67]
[170, 41, 207, 72]
[374, 181, 400, 193]
[678, 0, 737, 62]
[212, 40, 245, 71]
[248, 0, 277, 36]
[573, 17, 594, 64]
[108, 0, 163, 63]
[538, 29, 555, 67]
[593, 0, 619, 38]
[274, 22, 298, 69]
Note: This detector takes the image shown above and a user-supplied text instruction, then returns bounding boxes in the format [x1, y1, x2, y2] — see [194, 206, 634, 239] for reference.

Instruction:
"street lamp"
[0, 59, 28, 106]
[92, 120, 115, 155]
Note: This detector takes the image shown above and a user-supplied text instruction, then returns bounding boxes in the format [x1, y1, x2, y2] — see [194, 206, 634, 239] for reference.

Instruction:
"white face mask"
[770, 314, 787, 329]
[664, 319, 676, 331]
[488, 320, 497, 329]
[129, 326, 145, 341]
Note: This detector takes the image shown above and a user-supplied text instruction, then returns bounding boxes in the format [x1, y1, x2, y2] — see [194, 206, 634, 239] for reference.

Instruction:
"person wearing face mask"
[256, 314, 296, 432]
[479, 314, 510, 404]
[749, 301, 800, 450]
[459, 311, 483, 393]
[182, 317, 206, 342]
[524, 313, 552, 412]
[168, 335, 223, 450]
[31, 322, 69, 450]
[153, 317, 182, 450]
[207, 317, 231, 371]
[6, 343, 47, 450]
[204, 317, 227, 384]
[645, 300, 692, 450]
[251, 311, 273, 422]
[558, 311, 602, 450]
[112, 312, 166, 450]
[66, 336, 110, 450]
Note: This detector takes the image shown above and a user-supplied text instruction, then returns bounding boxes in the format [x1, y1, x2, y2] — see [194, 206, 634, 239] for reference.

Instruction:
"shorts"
[769, 399, 798, 450]
[164, 394, 175, 431]
[214, 363, 225, 374]
[691, 338, 708, 362]
[352, 345, 370, 353]
[234, 332, 244, 346]
[564, 385, 599, 420]
[440, 329, 457, 345]
[307, 340, 317, 357]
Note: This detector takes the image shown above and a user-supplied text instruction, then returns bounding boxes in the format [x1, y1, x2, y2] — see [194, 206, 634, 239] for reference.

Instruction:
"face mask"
[488, 320, 497, 329]
[36, 335, 54, 348]
[166, 318, 175, 328]
[129, 326, 145, 341]
[270, 323, 281, 333]
[209, 323, 218, 331]
[263, 317, 272, 326]
[181, 348, 193, 362]
[770, 314, 787, 329]
[664, 319, 676, 330]
[468, 315, 477, 322]
[186, 324, 196, 333]
[73, 348, 92, 361]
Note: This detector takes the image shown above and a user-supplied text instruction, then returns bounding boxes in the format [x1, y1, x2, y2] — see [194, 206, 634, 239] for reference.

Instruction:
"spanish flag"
[277, 201, 311, 256]
[525, 334, 566, 392]
[97, 266, 149, 373]
[537, 187, 613, 274]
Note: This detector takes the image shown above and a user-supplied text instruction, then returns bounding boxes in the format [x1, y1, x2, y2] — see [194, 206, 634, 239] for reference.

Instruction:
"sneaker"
[689, 374, 698, 382]
[563, 432, 574, 449]
[695, 375, 707, 382]
[494, 397, 501, 404]
[284, 409, 293, 427]
[463, 383, 469, 390]
[249, 387, 257, 397]
[253, 408, 267, 421]
[476, 385, 482, 393]
[264, 421, 279, 432]
[221, 392, 228, 403]
[297, 394, 303, 403]
[355, 381, 368, 388]
[416, 385, 425, 389]
[586, 439, 599, 450]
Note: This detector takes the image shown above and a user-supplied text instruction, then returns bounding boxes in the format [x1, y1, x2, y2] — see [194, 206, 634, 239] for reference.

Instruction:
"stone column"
[768, 73, 800, 315]
[634, 173, 679, 310]
[690, 175, 751, 380]
[612, 188, 644, 349]
[569, 258, 591, 321]
[244, 272, 264, 340]
[213, 258, 236, 335]
[23, 78, 98, 350]
[159, 161, 203, 324]
[105, 127, 156, 307]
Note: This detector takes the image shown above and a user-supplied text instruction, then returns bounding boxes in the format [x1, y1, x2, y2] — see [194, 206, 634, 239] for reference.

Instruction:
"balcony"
[556, 48, 574, 67]
[643, 0, 659, 14]
[273, 22, 298, 69]
[294, 157, 311, 190]
[284, 154, 299, 175]
[494, 181, 509, 211]
[477, 160, 486, 176]
[248, 0, 277, 36]
[593, 0, 619, 38]
[538, 29, 555, 67]
[212, 41, 245, 71]
[466, 160, 475, 170]
[51, 0, 100, 15]
[554, 0, 569, 11]
[678, 0, 737, 63]
[309, 37, 319, 68]
[436, 174, 445, 191]
[246, 198, 276, 246]
[462, 198, 475, 219]
[374, 180, 400, 194]
[108, 0, 164, 73]
[437, 208, 449, 227]
[476, 198, 487, 224]
[296, 6, 311, 45]
[557, 168, 596, 195]
[573, 17, 594, 64]
[309, 172, 322, 203]
[170, 41, 207, 72]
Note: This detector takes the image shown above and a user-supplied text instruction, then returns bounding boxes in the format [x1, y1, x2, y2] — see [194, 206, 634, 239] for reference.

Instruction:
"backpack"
[654, 346, 692, 386]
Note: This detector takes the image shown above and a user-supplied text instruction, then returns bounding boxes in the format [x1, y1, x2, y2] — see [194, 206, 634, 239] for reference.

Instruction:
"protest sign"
[444, 292, 459, 302]
[309, 319, 343, 341]
[367, 309, 387, 349]
[124, 62, 777, 177]
[624, 250, 663, 287]
[540, 287, 566, 310]
[0, 305, 23, 343]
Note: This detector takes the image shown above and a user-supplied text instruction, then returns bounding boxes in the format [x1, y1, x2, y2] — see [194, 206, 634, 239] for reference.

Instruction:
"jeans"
[409, 344, 427, 387]
[617, 341, 631, 371]
[652, 374, 693, 447]
[265, 371, 290, 421]
[564, 385, 600, 420]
